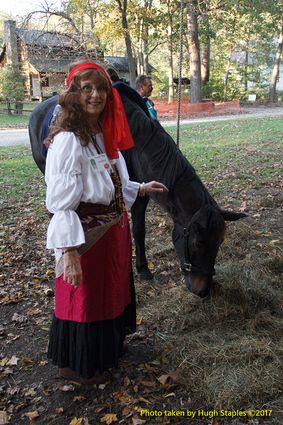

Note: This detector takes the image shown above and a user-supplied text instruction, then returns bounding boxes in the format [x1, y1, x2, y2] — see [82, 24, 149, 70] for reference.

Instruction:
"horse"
[29, 86, 246, 298]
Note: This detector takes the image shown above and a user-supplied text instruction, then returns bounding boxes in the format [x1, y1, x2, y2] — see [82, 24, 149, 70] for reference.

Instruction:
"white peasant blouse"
[45, 131, 140, 250]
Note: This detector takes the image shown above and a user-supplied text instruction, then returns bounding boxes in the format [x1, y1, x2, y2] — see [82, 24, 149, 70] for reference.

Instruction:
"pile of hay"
[135, 203, 282, 413]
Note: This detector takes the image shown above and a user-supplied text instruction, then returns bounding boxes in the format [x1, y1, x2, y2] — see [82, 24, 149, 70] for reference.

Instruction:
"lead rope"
[176, 0, 185, 148]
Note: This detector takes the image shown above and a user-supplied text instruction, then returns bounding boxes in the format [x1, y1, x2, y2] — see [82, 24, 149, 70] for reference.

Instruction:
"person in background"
[135, 75, 158, 120]
[44, 61, 168, 384]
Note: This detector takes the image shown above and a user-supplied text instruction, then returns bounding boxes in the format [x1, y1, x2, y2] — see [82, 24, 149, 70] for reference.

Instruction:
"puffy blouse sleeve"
[115, 151, 140, 210]
[45, 132, 85, 249]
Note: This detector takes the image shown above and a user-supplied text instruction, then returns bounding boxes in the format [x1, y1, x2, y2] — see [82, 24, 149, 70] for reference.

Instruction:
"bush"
[0, 65, 25, 113]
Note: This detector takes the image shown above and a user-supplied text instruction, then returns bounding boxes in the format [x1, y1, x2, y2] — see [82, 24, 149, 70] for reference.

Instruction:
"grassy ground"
[0, 115, 29, 128]
[0, 116, 282, 424]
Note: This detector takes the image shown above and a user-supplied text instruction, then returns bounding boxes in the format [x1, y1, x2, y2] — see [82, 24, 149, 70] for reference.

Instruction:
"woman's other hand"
[143, 181, 169, 194]
[63, 250, 82, 286]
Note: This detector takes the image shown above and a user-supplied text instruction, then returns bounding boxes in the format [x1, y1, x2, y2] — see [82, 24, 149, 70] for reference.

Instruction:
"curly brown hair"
[45, 63, 111, 148]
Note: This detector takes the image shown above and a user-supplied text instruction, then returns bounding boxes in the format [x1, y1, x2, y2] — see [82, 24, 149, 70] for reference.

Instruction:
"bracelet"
[62, 247, 77, 255]
[139, 182, 146, 197]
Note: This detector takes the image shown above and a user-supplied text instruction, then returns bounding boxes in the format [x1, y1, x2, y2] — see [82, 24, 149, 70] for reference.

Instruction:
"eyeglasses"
[80, 84, 105, 95]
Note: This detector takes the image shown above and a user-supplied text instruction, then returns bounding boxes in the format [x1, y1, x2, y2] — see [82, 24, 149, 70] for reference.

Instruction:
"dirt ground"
[1, 178, 283, 424]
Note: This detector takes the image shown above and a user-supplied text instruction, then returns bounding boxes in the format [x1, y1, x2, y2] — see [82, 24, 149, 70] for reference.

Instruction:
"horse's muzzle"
[185, 272, 212, 298]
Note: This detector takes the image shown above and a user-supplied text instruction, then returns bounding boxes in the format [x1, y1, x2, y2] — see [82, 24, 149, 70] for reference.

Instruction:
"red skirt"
[48, 214, 136, 377]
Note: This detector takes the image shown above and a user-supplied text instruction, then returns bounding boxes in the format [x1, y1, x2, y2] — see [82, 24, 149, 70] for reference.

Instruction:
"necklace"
[90, 134, 103, 154]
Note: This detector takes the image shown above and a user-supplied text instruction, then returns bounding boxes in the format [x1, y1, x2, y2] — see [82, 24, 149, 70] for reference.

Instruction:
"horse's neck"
[120, 93, 218, 223]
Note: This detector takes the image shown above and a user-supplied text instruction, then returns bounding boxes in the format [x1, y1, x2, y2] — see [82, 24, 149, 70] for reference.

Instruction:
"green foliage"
[5, 0, 282, 102]
[0, 65, 25, 103]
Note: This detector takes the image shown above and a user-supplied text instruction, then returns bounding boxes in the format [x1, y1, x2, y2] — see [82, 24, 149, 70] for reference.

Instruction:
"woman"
[45, 61, 168, 384]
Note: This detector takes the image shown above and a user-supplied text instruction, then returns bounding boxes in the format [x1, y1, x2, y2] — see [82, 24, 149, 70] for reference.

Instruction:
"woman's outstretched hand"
[63, 250, 82, 287]
[143, 181, 169, 194]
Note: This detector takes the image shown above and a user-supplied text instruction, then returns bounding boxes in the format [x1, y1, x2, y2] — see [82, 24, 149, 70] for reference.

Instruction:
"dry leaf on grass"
[69, 418, 84, 425]
[123, 376, 131, 387]
[73, 396, 87, 402]
[157, 374, 170, 385]
[157, 369, 183, 386]
[6, 356, 19, 366]
[21, 356, 34, 366]
[0, 411, 9, 425]
[132, 419, 146, 425]
[25, 410, 40, 420]
[140, 380, 155, 388]
[0, 358, 8, 367]
[100, 413, 118, 424]
[164, 392, 175, 398]
[11, 313, 27, 323]
[60, 384, 75, 392]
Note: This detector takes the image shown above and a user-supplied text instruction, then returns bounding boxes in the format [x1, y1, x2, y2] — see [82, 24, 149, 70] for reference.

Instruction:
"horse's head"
[173, 205, 246, 298]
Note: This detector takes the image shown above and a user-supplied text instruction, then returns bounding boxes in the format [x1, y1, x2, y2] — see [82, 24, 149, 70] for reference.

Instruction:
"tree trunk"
[201, 41, 210, 85]
[270, 21, 283, 103]
[187, 0, 202, 103]
[224, 55, 232, 101]
[116, 0, 136, 87]
[167, 4, 174, 103]
[6, 99, 12, 115]
[137, 17, 144, 75]
[143, 34, 149, 75]
[200, 4, 210, 85]
[244, 47, 249, 92]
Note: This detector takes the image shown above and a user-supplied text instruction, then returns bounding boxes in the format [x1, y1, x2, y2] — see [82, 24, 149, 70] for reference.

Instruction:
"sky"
[0, 0, 62, 17]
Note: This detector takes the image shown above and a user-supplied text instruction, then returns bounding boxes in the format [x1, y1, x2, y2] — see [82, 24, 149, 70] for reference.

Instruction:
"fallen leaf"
[138, 397, 152, 405]
[132, 419, 146, 425]
[157, 374, 170, 385]
[26, 308, 42, 316]
[14, 404, 26, 412]
[11, 313, 27, 323]
[2, 368, 13, 376]
[100, 413, 118, 424]
[7, 387, 20, 396]
[60, 384, 75, 392]
[164, 392, 175, 398]
[7, 334, 20, 341]
[140, 380, 155, 388]
[0, 358, 9, 367]
[73, 396, 87, 402]
[23, 387, 37, 397]
[98, 383, 107, 390]
[0, 411, 9, 425]
[21, 356, 34, 366]
[269, 239, 283, 246]
[25, 410, 40, 420]
[69, 418, 83, 425]
[122, 407, 132, 416]
[7, 356, 19, 366]
[54, 407, 64, 414]
[136, 318, 143, 326]
[123, 376, 131, 387]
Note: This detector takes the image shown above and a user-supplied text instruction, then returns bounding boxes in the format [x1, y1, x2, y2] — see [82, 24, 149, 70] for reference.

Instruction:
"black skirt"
[47, 272, 136, 378]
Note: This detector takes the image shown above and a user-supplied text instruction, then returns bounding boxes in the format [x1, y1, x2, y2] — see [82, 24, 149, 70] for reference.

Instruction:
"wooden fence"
[0, 101, 39, 116]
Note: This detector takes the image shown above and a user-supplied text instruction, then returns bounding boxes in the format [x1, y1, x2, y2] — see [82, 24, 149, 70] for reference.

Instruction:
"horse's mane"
[120, 94, 197, 190]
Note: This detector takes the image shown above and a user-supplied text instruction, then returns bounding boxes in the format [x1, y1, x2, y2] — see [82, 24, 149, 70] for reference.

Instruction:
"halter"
[181, 225, 216, 276]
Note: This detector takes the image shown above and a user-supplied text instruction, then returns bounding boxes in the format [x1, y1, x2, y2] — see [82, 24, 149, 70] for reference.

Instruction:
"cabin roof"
[16, 28, 81, 48]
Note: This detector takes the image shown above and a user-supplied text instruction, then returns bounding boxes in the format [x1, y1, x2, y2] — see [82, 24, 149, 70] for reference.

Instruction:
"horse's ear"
[220, 210, 247, 221]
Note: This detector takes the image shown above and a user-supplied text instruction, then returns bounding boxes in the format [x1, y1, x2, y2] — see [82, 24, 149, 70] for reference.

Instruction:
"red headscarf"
[66, 61, 134, 160]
